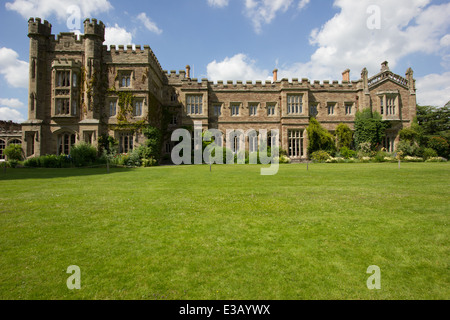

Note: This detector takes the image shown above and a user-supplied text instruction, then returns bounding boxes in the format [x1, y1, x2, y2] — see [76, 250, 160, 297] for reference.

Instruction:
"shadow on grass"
[0, 166, 137, 181]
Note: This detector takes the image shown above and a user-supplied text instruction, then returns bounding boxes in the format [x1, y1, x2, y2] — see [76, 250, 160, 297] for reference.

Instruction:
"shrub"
[70, 142, 97, 167]
[23, 157, 40, 167]
[425, 157, 447, 162]
[307, 118, 336, 155]
[141, 158, 158, 167]
[403, 156, 424, 162]
[335, 123, 353, 150]
[4, 144, 23, 161]
[374, 151, 389, 162]
[422, 148, 438, 160]
[396, 140, 420, 157]
[340, 147, 357, 159]
[127, 148, 141, 167]
[427, 136, 449, 158]
[310, 150, 331, 162]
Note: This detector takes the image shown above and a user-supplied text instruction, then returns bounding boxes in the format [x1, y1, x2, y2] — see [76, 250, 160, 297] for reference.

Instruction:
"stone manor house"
[19, 18, 417, 161]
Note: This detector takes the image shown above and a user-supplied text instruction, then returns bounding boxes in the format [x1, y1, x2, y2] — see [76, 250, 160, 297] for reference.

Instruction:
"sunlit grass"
[0, 162, 449, 299]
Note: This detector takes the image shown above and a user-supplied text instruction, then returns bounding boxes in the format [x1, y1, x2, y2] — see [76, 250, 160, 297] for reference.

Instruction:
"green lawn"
[0, 162, 449, 300]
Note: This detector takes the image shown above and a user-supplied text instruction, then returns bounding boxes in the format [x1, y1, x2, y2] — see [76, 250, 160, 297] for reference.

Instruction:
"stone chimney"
[273, 69, 278, 82]
[186, 65, 191, 79]
[342, 69, 350, 82]
[381, 61, 389, 72]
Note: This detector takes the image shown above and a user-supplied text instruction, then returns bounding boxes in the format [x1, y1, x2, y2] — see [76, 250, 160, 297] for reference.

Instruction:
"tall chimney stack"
[342, 69, 350, 82]
[186, 65, 191, 79]
[273, 69, 278, 82]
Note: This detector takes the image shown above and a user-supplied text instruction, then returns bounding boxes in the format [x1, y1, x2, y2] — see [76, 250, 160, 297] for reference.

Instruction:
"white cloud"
[244, 0, 294, 34]
[273, 0, 450, 83]
[441, 34, 450, 47]
[0, 47, 29, 88]
[206, 53, 271, 82]
[0, 98, 25, 109]
[137, 12, 162, 35]
[0, 107, 25, 123]
[207, 0, 229, 8]
[416, 72, 450, 107]
[297, 0, 310, 10]
[5, 0, 113, 21]
[104, 24, 133, 48]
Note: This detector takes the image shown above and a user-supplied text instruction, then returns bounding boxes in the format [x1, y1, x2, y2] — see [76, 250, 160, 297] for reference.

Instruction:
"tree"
[335, 123, 353, 150]
[354, 108, 388, 150]
[4, 144, 23, 161]
[141, 125, 162, 162]
[306, 117, 336, 155]
[416, 105, 450, 139]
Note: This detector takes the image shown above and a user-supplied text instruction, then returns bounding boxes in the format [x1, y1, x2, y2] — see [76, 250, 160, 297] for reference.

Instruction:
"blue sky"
[1, 0, 449, 122]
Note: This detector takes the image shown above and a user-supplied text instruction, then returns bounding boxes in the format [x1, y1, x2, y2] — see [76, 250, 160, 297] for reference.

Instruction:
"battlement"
[164, 70, 187, 80]
[83, 18, 105, 41]
[28, 17, 52, 37]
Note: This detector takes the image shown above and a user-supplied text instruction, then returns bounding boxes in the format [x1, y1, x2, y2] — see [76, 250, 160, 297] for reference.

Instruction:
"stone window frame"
[327, 102, 337, 116]
[267, 102, 277, 116]
[57, 132, 76, 155]
[344, 102, 354, 115]
[212, 103, 222, 117]
[287, 94, 304, 115]
[230, 102, 241, 117]
[309, 103, 319, 117]
[288, 129, 304, 158]
[108, 99, 117, 117]
[248, 102, 259, 116]
[118, 132, 134, 153]
[377, 91, 399, 116]
[118, 70, 133, 88]
[186, 94, 203, 115]
[52, 66, 80, 117]
[133, 98, 144, 117]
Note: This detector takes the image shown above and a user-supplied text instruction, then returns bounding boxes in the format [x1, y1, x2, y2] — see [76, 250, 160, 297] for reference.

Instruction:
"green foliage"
[98, 134, 118, 155]
[142, 126, 162, 163]
[374, 151, 389, 163]
[427, 136, 449, 158]
[422, 148, 438, 160]
[335, 123, 353, 150]
[354, 108, 388, 150]
[310, 150, 331, 162]
[396, 140, 421, 157]
[4, 144, 23, 161]
[70, 142, 98, 167]
[306, 117, 336, 155]
[416, 105, 450, 138]
[340, 146, 357, 159]
[127, 148, 142, 167]
[23, 154, 72, 168]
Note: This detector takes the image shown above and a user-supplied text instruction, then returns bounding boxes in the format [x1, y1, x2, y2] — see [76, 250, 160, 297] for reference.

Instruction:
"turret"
[28, 18, 52, 120]
[82, 19, 105, 120]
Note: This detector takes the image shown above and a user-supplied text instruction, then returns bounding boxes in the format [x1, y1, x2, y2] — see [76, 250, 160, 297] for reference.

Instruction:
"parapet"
[83, 18, 105, 41]
[28, 17, 52, 37]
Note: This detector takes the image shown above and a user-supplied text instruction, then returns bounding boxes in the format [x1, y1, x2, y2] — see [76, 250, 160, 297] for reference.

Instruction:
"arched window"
[0, 139, 5, 160]
[9, 139, 22, 146]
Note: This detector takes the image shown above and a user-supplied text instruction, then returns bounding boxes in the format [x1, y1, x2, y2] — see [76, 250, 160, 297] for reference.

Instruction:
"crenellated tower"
[27, 18, 52, 121]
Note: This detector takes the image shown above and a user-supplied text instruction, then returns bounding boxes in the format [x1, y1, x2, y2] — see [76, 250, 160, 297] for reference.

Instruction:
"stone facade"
[22, 18, 417, 160]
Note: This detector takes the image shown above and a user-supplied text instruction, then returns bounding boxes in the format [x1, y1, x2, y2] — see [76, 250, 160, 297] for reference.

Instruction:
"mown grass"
[0, 162, 449, 300]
